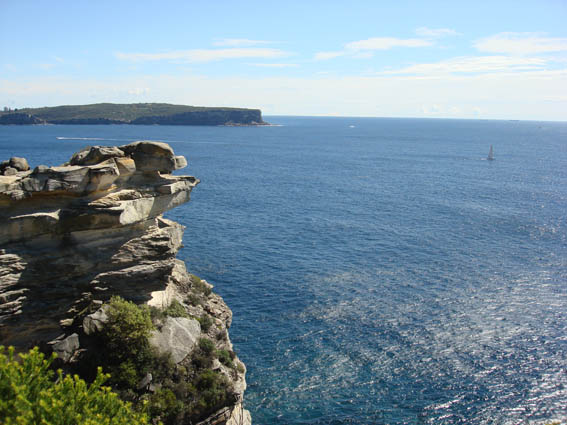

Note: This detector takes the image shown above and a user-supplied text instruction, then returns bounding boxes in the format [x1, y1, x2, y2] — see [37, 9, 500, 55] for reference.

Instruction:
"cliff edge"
[0, 142, 250, 424]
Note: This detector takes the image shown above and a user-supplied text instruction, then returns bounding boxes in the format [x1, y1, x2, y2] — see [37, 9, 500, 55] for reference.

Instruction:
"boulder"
[3, 167, 16, 176]
[70, 146, 125, 166]
[149, 316, 201, 363]
[50, 333, 80, 363]
[9, 157, 30, 171]
[83, 306, 109, 335]
[120, 141, 183, 173]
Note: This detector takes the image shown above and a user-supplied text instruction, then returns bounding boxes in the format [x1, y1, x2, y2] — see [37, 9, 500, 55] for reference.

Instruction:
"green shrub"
[0, 346, 150, 425]
[192, 353, 213, 369]
[198, 314, 213, 332]
[105, 296, 154, 350]
[198, 338, 216, 356]
[148, 388, 180, 422]
[187, 293, 202, 306]
[191, 274, 212, 296]
[216, 349, 234, 368]
[193, 370, 232, 416]
[163, 300, 189, 318]
[102, 296, 155, 388]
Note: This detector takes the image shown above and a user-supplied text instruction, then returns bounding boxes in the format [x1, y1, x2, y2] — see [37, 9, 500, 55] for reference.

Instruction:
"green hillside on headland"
[0, 103, 266, 126]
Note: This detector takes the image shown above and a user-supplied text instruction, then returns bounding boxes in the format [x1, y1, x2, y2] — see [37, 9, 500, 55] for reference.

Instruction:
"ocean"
[1, 117, 566, 424]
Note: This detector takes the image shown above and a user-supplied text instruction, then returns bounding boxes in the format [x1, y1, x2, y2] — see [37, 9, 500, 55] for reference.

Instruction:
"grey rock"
[70, 146, 125, 166]
[51, 333, 80, 363]
[3, 167, 17, 176]
[32, 165, 49, 174]
[149, 316, 201, 363]
[120, 141, 178, 173]
[9, 157, 30, 171]
[174, 155, 187, 170]
[137, 372, 153, 390]
[83, 307, 109, 335]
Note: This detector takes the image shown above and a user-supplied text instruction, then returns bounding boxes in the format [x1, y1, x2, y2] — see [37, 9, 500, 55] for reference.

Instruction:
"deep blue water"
[1, 117, 566, 424]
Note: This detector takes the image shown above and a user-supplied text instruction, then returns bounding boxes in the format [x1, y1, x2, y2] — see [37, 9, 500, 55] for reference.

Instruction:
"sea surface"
[1, 117, 566, 424]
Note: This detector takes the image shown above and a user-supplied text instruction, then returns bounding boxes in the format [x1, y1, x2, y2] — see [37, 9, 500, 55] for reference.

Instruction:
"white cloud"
[314, 51, 345, 60]
[415, 27, 458, 38]
[115, 48, 289, 63]
[474, 33, 567, 55]
[212, 38, 272, 47]
[345, 37, 432, 50]
[382, 56, 547, 75]
[315, 36, 432, 60]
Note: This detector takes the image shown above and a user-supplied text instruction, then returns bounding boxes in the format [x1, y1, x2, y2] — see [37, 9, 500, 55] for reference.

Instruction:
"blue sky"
[1, 0, 567, 120]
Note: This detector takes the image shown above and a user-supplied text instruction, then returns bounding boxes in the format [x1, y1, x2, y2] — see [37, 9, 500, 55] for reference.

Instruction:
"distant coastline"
[0, 102, 268, 126]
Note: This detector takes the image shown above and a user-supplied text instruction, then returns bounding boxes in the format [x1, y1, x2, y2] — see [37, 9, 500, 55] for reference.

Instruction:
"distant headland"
[0, 103, 267, 126]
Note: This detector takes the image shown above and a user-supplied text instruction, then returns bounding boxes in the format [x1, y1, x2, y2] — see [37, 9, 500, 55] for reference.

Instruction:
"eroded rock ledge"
[0, 142, 250, 425]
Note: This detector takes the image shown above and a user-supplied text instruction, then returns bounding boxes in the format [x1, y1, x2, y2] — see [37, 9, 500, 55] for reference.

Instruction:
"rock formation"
[0, 142, 251, 425]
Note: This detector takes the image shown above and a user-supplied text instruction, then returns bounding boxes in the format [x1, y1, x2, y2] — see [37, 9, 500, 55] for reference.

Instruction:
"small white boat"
[487, 145, 494, 161]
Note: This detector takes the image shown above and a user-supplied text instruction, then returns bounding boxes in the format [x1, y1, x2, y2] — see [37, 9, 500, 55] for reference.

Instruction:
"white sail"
[487, 145, 494, 161]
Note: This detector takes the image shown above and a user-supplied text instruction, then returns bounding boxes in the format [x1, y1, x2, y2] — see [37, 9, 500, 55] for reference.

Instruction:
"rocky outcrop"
[0, 141, 250, 425]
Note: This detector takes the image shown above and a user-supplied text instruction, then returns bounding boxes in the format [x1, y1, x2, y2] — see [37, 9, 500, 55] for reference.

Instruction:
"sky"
[1, 0, 567, 121]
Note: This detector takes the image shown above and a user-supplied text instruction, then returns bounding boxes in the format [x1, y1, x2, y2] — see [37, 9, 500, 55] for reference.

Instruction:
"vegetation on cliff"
[80, 291, 240, 424]
[0, 103, 266, 126]
[0, 346, 150, 425]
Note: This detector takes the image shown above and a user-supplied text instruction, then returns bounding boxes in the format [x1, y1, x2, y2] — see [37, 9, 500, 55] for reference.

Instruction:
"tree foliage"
[0, 346, 150, 425]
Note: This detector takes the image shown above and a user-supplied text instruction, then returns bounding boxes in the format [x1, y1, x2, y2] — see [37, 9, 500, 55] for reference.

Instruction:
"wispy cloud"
[345, 37, 432, 50]
[474, 32, 567, 55]
[212, 38, 272, 47]
[381, 55, 547, 75]
[315, 36, 433, 60]
[115, 48, 289, 63]
[415, 27, 459, 38]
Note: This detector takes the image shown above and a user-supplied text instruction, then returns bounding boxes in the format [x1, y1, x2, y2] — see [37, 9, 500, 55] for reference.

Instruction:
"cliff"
[0, 103, 266, 126]
[0, 142, 251, 424]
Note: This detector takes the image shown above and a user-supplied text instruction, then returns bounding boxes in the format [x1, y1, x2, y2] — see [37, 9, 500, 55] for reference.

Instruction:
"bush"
[105, 296, 154, 351]
[187, 293, 202, 306]
[216, 349, 234, 368]
[102, 296, 155, 388]
[163, 300, 189, 318]
[0, 346, 150, 425]
[190, 275, 212, 297]
[148, 388, 180, 423]
[198, 314, 213, 332]
[198, 338, 216, 356]
[193, 370, 232, 416]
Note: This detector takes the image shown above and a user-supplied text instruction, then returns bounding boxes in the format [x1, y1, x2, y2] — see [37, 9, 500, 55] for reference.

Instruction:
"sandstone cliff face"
[0, 142, 250, 425]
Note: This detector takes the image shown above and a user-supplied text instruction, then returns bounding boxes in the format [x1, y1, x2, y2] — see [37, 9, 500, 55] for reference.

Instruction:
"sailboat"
[487, 145, 494, 161]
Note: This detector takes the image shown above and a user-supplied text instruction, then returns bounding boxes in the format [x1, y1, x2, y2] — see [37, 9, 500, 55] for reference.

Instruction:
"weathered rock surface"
[149, 316, 201, 363]
[0, 141, 251, 425]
